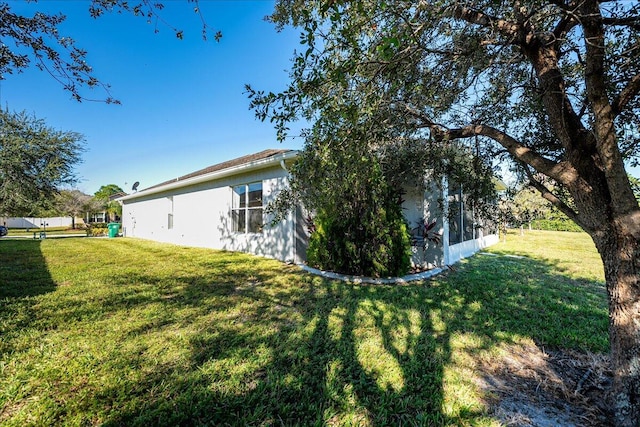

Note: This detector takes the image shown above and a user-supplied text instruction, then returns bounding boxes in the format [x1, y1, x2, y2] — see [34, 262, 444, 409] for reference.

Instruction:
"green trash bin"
[107, 222, 121, 238]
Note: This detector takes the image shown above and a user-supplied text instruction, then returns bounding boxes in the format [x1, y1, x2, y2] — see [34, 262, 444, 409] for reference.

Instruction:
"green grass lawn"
[4, 227, 88, 237]
[0, 231, 608, 426]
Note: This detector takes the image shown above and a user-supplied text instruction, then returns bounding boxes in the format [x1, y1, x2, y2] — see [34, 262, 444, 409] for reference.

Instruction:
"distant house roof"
[108, 191, 128, 201]
[118, 149, 297, 202]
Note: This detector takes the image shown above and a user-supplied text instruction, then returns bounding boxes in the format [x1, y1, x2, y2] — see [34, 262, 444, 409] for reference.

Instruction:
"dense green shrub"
[305, 155, 411, 278]
[307, 199, 411, 277]
[530, 219, 583, 232]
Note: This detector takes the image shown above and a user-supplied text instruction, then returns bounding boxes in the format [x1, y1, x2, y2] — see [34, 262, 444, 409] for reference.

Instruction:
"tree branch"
[612, 73, 640, 116]
[452, 5, 520, 40]
[523, 165, 583, 228]
[580, 1, 639, 215]
[602, 16, 640, 30]
[397, 102, 583, 187]
[446, 124, 577, 184]
[553, 14, 579, 40]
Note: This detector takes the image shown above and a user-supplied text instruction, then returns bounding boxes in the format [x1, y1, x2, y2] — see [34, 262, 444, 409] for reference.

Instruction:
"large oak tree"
[250, 1, 640, 425]
[0, 109, 84, 216]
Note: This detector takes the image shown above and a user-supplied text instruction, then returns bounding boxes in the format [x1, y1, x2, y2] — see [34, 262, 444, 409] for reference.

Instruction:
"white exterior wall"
[121, 165, 298, 262]
[445, 234, 500, 265]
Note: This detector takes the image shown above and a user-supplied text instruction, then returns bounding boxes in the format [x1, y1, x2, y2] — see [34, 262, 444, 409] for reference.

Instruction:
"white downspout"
[279, 158, 295, 263]
[442, 176, 450, 266]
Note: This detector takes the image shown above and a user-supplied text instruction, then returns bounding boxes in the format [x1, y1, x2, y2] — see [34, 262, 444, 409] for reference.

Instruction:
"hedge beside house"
[530, 219, 583, 232]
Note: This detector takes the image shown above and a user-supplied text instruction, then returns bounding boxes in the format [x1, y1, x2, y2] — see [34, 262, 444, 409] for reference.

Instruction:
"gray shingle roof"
[142, 149, 293, 192]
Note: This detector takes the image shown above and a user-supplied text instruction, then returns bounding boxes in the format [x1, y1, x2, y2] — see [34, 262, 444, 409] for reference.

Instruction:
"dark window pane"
[233, 185, 247, 209]
[247, 208, 263, 233]
[449, 215, 461, 245]
[232, 209, 246, 233]
[463, 206, 474, 241]
[248, 182, 263, 208]
[448, 184, 462, 245]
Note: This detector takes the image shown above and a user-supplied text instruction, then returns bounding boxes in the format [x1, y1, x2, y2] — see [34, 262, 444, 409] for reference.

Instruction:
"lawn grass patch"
[0, 232, 608, 426]
[4, 227, 87, 237]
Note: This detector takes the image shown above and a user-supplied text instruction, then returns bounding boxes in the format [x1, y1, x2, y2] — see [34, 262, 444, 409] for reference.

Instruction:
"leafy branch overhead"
[0, 0, 220, 103]
[253, 1, 640, 229]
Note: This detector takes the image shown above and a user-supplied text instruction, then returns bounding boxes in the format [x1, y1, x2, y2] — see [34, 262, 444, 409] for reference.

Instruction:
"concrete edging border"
[298, 264, 445, 284]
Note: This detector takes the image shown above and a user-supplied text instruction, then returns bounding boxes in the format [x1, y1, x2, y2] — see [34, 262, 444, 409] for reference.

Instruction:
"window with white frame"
[167, 196, 174, 229]
[231, 182, 263, 233]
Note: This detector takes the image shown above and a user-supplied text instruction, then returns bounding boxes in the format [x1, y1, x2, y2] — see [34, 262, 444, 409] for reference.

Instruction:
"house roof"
[108, 191, 128, 201]
[118, 149, 298, 202]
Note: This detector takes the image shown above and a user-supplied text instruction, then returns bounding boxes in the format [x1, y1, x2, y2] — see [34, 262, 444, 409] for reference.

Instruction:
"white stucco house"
[118, 149, 498, 271]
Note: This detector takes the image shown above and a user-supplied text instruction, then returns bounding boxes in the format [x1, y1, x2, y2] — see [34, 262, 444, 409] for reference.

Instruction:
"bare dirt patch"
[477, 343, 612, 426]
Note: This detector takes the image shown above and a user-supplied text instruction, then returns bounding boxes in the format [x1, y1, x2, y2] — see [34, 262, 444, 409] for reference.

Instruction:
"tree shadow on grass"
[0, 240, 56, 354]
[1, 239, 609, 426]
[0, 240, 55, 299]
[95, 278, 450, 426]
[94, 250, 608, 426]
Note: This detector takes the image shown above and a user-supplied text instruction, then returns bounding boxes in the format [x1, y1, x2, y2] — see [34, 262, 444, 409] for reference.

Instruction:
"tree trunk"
[592, 227, 640, 426]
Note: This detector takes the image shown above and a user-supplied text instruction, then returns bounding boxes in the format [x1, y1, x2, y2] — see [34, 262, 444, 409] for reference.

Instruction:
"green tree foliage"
[260, 91, 432, 277]
[0, 109, 84, 216]
[93, 184, 124, 201]
[251, 2, 640, 424]
[252, 14, 497, 277]
[93, 184, 124, 222]
[511, 187, 553, 226]
[500, 184, 581, 232]
[630, 175, 640, 204]
[300, 146, 410, 277]
[0, 0, 219, 102]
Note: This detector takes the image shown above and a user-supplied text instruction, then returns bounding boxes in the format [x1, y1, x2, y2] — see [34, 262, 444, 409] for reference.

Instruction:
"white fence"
[1, 217, 77, 229]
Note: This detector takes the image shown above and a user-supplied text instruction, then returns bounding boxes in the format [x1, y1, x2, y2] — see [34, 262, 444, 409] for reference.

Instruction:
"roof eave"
[117, 150, 298, 202]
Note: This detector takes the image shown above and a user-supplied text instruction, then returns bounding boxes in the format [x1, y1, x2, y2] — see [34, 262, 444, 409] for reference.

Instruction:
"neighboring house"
[87, 192, 127, 224]
[86, 212, 107, 223]
[117, 149, 498, 270]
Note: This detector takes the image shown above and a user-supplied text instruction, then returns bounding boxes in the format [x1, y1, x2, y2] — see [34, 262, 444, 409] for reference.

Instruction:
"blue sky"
[2, 0, 304, 195]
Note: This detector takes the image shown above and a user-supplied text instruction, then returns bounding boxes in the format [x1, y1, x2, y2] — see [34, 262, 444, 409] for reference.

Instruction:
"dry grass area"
[478, 342, 611, 426]
[479, 230, 611, 426]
